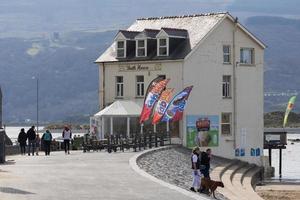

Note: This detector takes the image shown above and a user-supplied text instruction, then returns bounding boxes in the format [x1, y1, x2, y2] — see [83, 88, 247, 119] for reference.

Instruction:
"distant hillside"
[0, 30, 115, 123]
[246, 16, 300, 112]
[264, 111, 300, 127]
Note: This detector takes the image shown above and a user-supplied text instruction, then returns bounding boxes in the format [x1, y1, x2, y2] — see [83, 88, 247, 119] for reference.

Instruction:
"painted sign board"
[186, 115, 219, 148]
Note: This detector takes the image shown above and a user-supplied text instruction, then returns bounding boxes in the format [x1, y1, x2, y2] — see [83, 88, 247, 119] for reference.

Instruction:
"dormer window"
[157, 38, 169, 56]
[136, 39, 147, 57]
[116, 40, 126, 58]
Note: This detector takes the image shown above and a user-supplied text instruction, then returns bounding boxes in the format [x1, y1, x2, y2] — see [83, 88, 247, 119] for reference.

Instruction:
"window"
[136, 39, 147, 57]
[223, 45, 231, 63]
[158, 38, 168, 56]
[240, 48, 254, 64]
[222, 75, 231, 98]
[116, 40, 126, 58]
[221, 113, 232, 135]
[116, 76, 124, 98]
[136, 76, 144, 97]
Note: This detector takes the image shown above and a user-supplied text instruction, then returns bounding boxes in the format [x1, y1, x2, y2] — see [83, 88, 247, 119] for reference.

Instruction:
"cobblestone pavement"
[137, 147, 227, 200]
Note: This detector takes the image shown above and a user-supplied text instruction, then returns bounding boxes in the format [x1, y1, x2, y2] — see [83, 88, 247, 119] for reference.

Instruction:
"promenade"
[0, 151, 196, 200]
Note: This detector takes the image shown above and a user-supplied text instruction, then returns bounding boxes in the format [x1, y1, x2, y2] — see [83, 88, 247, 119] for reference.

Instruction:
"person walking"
[17, 128, 27, 155]
[26, 126, 36, 156]
[190, 146, 202, 192]
[200, 148, 212, 179]
[42, 130, 52, 156]
[35, 134, 41, 156]
[62, 126, 72, 154]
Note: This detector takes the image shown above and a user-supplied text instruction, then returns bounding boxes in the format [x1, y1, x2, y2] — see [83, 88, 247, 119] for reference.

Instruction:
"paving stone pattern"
[137, 147, 227, 200]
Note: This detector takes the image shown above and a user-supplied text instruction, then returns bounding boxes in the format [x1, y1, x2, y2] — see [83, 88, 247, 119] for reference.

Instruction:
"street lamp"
[32, 76, 39, 134]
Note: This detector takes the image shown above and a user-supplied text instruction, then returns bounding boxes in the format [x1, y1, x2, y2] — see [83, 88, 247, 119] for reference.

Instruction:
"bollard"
[138, 135, 142, 151]
[155, 132, 158, 147]
[143, 134, 146, 150]
[149, 132, 152, 149]
[0, 130, 6, 163]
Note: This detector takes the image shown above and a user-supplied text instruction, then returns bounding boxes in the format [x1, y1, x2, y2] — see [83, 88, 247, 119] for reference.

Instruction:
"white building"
[94, 12, 266, 165]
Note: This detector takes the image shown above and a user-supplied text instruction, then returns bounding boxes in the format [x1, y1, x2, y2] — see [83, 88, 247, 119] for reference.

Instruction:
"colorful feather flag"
[161, 86, 193, 122]
[283, 96, 297, 127]
[139, 77, 170, 124]
[152, 88, 174, 124]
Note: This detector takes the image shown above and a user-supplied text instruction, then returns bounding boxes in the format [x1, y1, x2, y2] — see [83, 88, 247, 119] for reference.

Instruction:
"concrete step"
[241, 167, 265, 200]
[210, 160, 239, 181]
[220, 162, 248, 200]
[232, 164, 256, 191]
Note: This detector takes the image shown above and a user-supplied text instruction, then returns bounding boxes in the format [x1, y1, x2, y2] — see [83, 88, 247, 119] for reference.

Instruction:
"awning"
[94, 100, 143, 117]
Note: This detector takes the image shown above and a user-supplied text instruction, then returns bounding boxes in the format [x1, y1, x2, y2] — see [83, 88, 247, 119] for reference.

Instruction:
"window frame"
[136, 75, 145, 98]
[240, 47, 255, 65]
[116, 40, 126, 58]
[223, 45, 231, 64]
[115, 76, 124, 98]
[222, 75, 231, 99]
[136, 39, 147, 57]
[157, 38, 169, 56]
[221, 112, 232, 135]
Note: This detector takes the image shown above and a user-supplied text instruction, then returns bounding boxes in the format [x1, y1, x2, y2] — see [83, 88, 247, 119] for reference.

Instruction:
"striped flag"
[152, 88, 174, 124]
[162, 86, 193, 122]
[283, 96, 297, 128]
[139, 77, 169, 124]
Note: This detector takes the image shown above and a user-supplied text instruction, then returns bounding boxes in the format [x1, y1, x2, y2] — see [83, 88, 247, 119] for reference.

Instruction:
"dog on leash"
[201, 177, 224, 199]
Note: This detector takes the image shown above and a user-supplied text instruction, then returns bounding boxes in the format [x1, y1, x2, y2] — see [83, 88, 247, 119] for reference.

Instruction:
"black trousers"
[64, 140, 70, 153]
[20, 144, 26, 155]
[44, 141, 51, 155]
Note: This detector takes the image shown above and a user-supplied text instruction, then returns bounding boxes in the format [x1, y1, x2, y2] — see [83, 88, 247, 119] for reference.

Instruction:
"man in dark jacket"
[27, 126, 36, 156]
[18, 128, 27, 155]
[200, 148, 211, 179]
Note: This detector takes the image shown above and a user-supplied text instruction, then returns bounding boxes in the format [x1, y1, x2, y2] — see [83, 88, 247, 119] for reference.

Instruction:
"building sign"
[119, 63, 162, 72]
[186, 115, 219, 148]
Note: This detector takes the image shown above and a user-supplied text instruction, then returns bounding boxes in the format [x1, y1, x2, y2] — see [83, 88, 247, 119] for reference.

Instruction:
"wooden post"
[279, 148, 282, 178]
[268, 148, 272, 166]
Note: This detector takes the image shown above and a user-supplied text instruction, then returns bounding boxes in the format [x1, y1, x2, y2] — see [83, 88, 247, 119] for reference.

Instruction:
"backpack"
[43, 133, 51, 141]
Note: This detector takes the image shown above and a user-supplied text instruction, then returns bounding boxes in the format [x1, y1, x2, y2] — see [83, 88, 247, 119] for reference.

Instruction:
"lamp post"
[32, 77, 39, 134]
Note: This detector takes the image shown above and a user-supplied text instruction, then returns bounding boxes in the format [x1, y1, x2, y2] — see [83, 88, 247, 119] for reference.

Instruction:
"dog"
[201, 177, 224, 199]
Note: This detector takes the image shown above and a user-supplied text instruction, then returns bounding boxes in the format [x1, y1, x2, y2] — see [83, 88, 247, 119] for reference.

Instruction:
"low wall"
[6, 145, 20, 155]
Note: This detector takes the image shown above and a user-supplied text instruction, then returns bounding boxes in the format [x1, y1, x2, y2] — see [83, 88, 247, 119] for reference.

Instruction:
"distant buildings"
[94, 12, 265, 165]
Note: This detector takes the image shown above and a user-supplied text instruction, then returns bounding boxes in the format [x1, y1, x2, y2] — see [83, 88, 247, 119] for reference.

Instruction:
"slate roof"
[96, 12, 227, 63]
[160, 27, 188, 38]
[118, 30, 140, 40]
[95, 12, 265, 63]
[135, 29, 160, 39]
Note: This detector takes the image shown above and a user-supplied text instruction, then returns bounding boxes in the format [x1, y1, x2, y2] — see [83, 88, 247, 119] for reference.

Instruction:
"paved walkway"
[0, 151, 196, 200]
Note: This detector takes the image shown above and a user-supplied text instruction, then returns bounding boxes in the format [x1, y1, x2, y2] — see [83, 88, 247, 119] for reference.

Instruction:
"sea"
[5, 126, 86, 144]
[264, 133, 300, 182]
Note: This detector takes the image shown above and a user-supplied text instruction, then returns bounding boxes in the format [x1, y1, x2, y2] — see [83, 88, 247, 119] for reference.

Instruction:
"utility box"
[0, 130, 5, 163]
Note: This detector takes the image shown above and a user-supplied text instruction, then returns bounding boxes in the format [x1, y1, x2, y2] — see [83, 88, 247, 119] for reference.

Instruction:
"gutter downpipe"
[233, 17, 238, 149]
[102, 62, 106, 110]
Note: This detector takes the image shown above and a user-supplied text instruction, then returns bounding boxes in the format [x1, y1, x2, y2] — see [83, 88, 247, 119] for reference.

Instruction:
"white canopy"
[94, 100, 143, 117]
